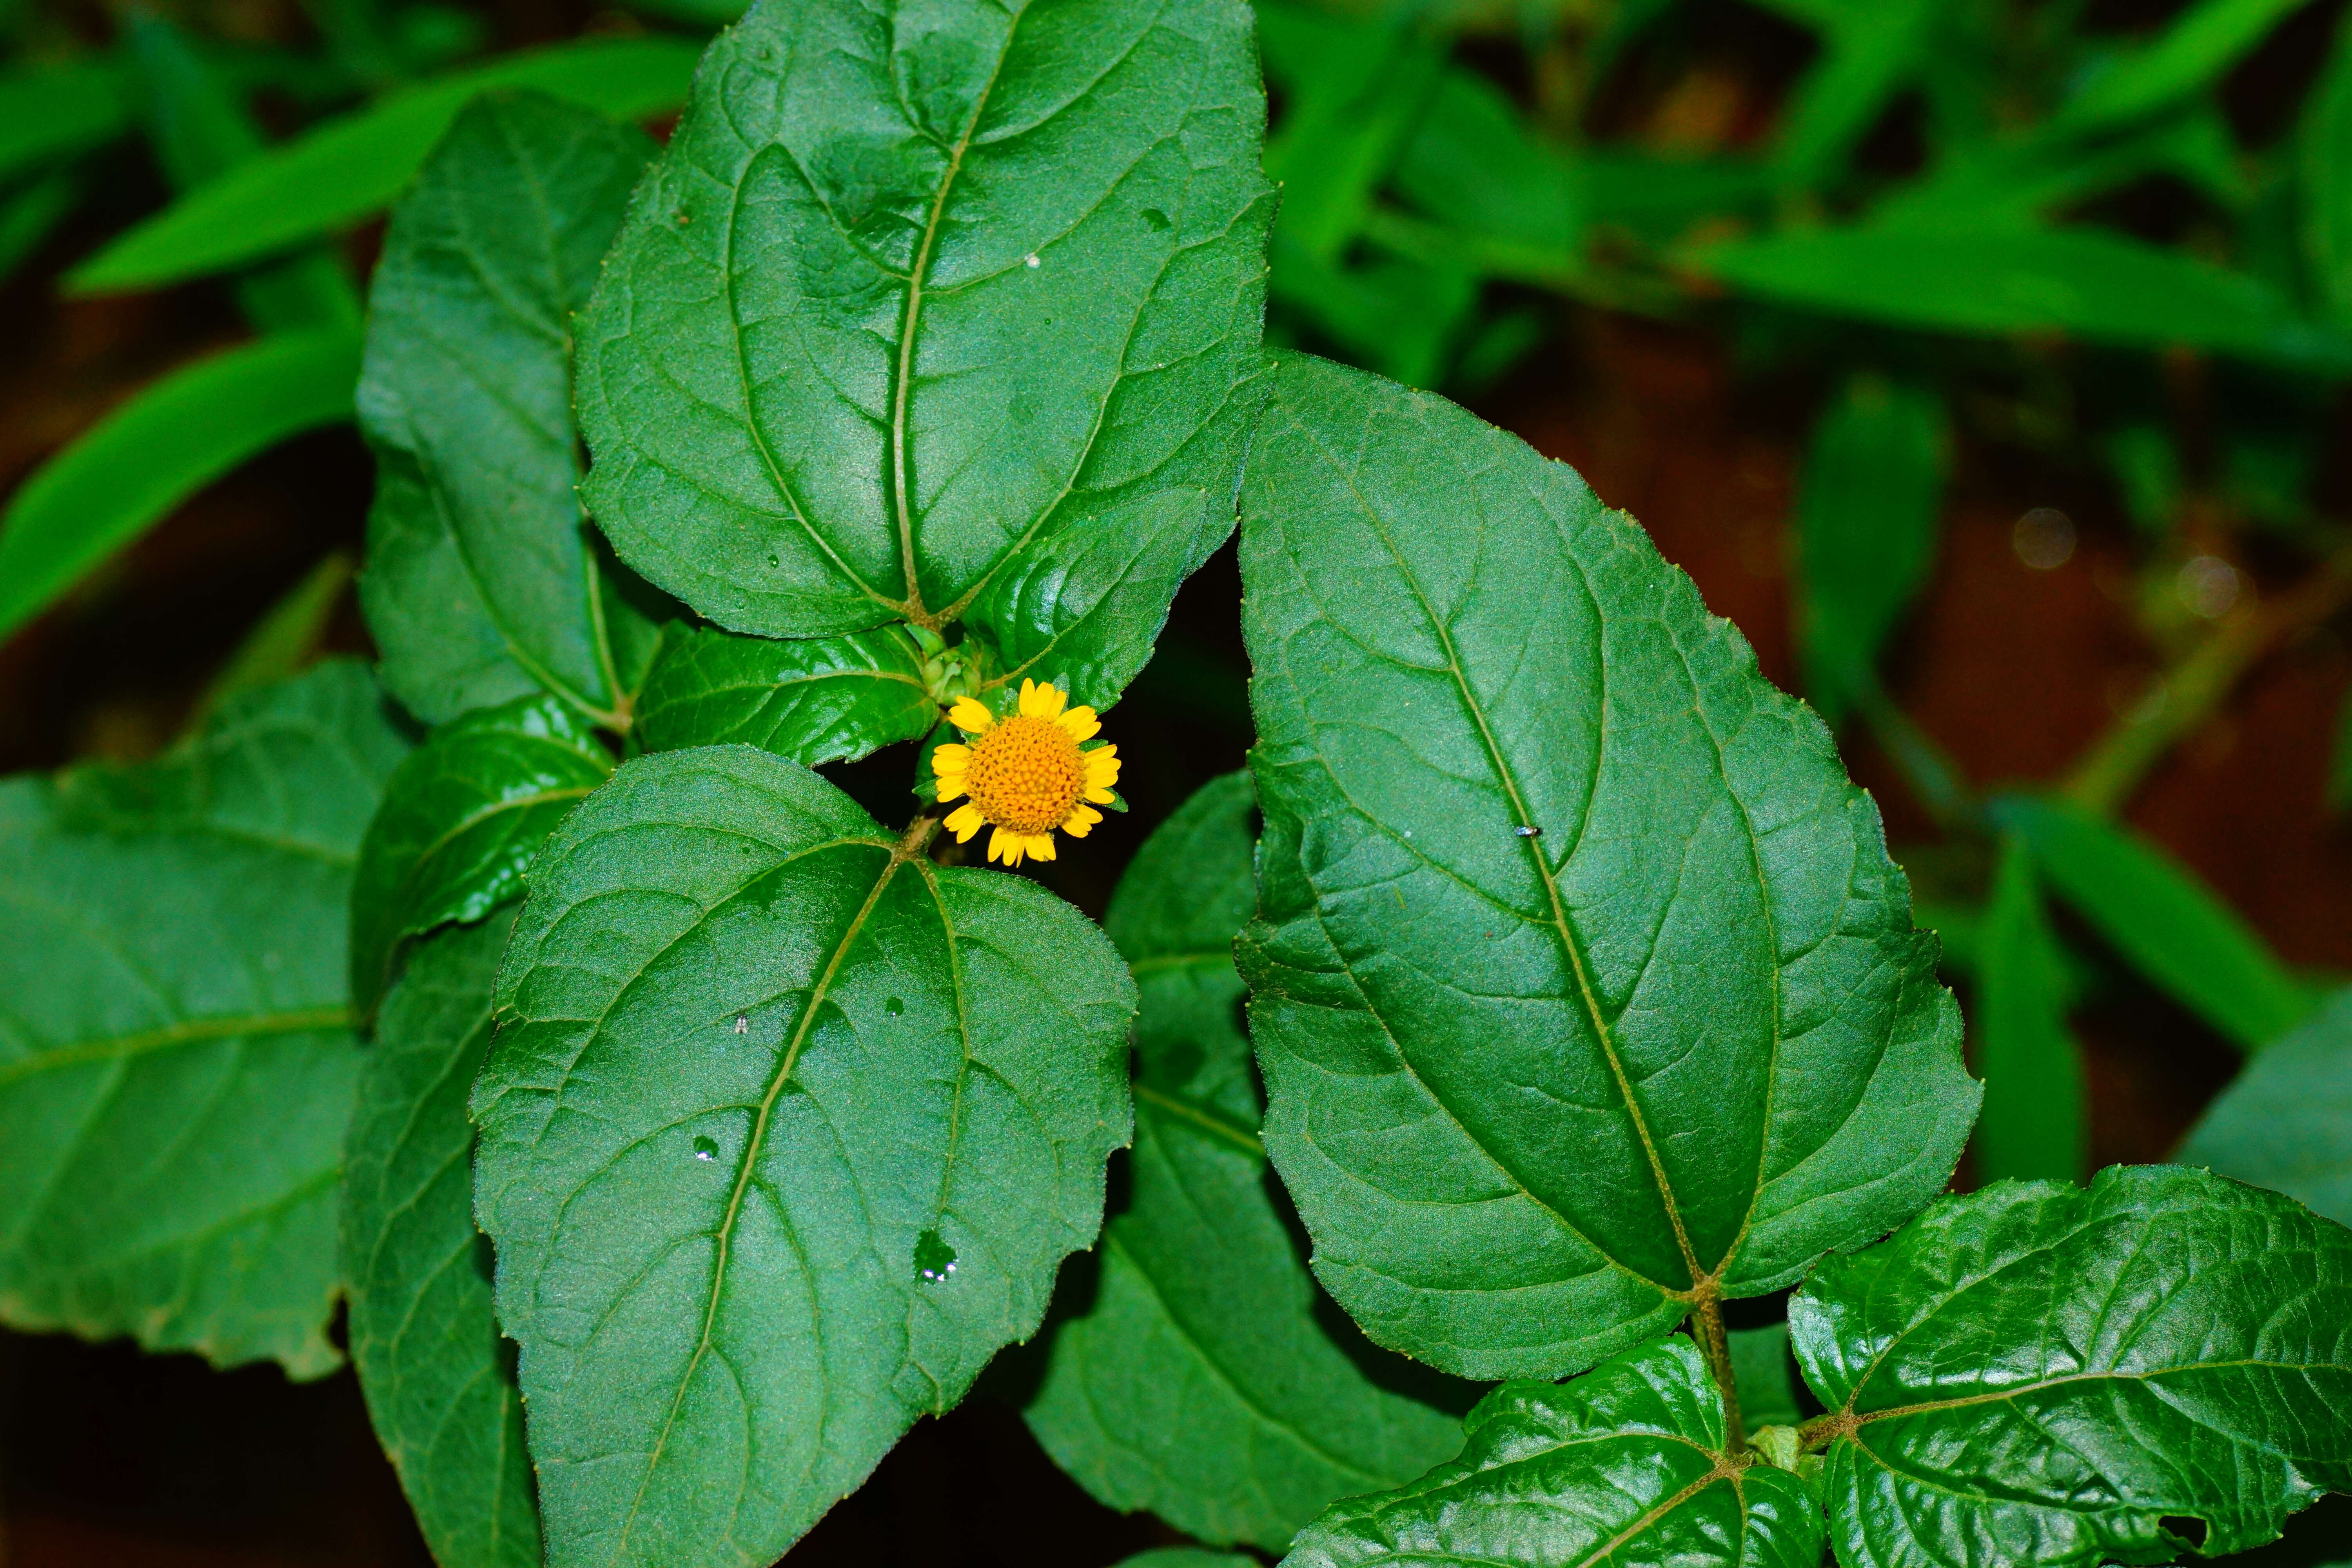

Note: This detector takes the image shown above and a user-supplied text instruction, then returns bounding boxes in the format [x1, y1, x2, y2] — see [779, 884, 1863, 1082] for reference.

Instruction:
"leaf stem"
[1691, 1293, 1745, 1454]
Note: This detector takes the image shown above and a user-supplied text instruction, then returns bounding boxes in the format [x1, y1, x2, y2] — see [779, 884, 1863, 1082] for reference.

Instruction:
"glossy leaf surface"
[0, 327, 361, 643]
[1793, 1165, 2352, 1568]
[0, 663, 408, 1374]
[1027, 772, 1463, 1550]
[574, 0, 1274, 710]
[70, 38, 701, 291]
[1283, 1339, 1825, 1568]
[358, 92, 658, 726]
[1973, 836, 2087, 1183]
[632, 624, 938, 763]
[1997, 795, 2314, 1051]
[348, 693, 612, 1019]
[1238, 353, 1978, 1380]
[472, 746, 1135, 1567]
[2183, 987, 2352, 1226]
[343, 913, 539, 1568]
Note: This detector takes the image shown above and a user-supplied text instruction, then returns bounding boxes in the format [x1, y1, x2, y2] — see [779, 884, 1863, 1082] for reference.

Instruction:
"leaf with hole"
[573, 0, 1274, 710]
[343, 912, 539, 1568]
[357, 91, 661, 727]
[1237, 352, 1978, 1381]
[471, 745, 1135, 1567]
[1793, 1164, 2352, 1568]
[0, 662, 408, 1375]
[631, 623, 938, 764]
[1282, 1338, 1825, 1568]
[348, 692, 612, 1020]
[1025, 772, 1465, 1550]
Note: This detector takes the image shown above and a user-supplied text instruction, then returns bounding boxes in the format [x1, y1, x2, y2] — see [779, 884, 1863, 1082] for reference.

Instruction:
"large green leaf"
[1793, 372, 1946, 724]
[2182, 987, 2352, 1226]
[1281, 1339, 1825, 1568]
[1972, 836, 2087, 1183]
[2303, 10, 2352, 329]
[0, 326, 361, 644]
[357, 92, 659, 727]
[69, 37, 701, 292]
[348, 693, 612, 1020]
[342, 913, 539, 1568]
[0, 662, 408, 1375]
[632, 624, 938, 763]
[1695, 224, 2347, 367]
[471, 746, 1136, 1567]
[1237, 352, 1978, 1381]
[573, 0, 1274, 711]
[1793, 1165, 2352, 1567]
[1025, 773, 1463, 1550]
[1995, 795, 2315, 1051]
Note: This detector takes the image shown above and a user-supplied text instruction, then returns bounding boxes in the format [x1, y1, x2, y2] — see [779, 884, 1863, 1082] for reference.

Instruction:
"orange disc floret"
[931, 679, 1121, 867]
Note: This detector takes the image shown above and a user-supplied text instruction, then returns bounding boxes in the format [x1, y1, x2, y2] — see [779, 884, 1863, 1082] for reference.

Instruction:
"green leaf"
[1025, 773, 1464, 1550]
[1236, 352, 1979, 1381]
[2302, 12, 2352, 329]
[0, 326, 361, 645]
[0, 168, 79, 284]
[0, 662, 409, 1375]
[1770, 0, 1939, 189]
[632, 624, 938, 764]
[1695, 223, 2347, 367]
[1114, 1552, 1256, 1568]
[1793, 372, 1946, 724]
[357, 91, 658, 727]
[1793, 1165, 2352, 1566]
[69, 36, 701, 293]
[1259, 10, 1442, 264]
[0, 58, 132, 187]
[348, 693, 612, 1021]
[1282, 1339, 1826, 1568]
[1729, 1321, 1807, 1429]
[2182, 987, 2352, 1227]
[2049, 0, 2318, 139]
[1972, 836, 2088, 1184]
[342, 913, 540, 1568]
[1995, 795, 2315, 1050]
[573, 0, 1275, 712]
[123, 10, 360, 336]
[471, 746, 1136, 1567]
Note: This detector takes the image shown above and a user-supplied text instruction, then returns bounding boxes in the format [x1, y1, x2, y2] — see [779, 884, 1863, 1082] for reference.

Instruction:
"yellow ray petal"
[1060, 804, 1102, 838]
[948, 697, 995, 734]
[1055, 706, 1100, 742]
[988, 826, 1022, 866]
[1083, 786, 1116, 806]
[945, 803, 986, 842]
[930, 743, 970, 775]
[1084, 748, 1122, 787]
[935, 776, 966, 802]
[1025, 832, 1057, 862]
[1018, 678, 1067, 719]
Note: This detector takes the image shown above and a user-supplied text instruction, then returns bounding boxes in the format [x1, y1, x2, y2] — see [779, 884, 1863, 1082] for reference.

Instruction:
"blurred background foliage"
[3, 0, 2352, 1561]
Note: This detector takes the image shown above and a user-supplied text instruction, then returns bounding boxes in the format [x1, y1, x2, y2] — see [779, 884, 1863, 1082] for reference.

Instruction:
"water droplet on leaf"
[914, 1228, 957, 1282]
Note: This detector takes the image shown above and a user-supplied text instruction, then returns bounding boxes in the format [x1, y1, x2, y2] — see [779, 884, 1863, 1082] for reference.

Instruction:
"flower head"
[931, 679, 1120, 867]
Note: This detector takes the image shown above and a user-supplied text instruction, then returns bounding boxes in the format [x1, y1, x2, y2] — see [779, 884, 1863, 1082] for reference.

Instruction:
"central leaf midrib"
[608, 835, 907, 1561]
[888, 20, 1023, 621]
[1287, 410, 1704, 1296]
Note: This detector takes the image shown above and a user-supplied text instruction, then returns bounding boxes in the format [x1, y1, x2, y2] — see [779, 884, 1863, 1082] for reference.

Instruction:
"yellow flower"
[931, 679, 1120, 868]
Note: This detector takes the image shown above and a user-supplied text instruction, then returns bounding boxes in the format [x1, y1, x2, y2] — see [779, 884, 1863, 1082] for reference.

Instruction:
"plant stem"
[2063, 543, 2352, 816]
[1691, 1294, 1745, 1453]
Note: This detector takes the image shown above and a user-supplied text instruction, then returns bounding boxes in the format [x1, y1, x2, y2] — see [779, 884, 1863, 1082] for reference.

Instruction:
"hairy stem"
[1691, 1294, 1745, 1453]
